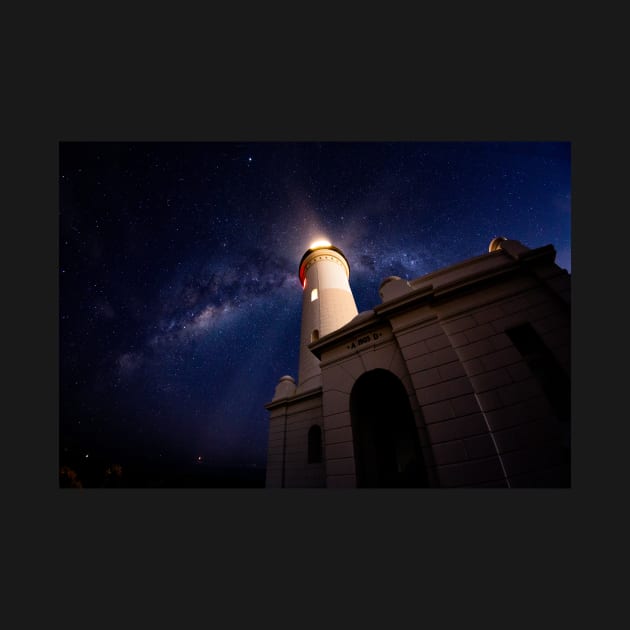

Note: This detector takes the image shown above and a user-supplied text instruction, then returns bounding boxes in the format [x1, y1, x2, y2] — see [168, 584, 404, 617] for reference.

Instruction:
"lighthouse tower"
[296, 240, 358, 393]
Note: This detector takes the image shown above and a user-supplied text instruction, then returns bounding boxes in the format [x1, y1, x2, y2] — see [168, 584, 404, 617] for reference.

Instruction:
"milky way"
[59, 141, 571, 486]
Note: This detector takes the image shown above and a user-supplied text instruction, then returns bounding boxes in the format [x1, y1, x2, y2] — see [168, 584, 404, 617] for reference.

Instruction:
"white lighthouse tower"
[296, 240, 359, 393]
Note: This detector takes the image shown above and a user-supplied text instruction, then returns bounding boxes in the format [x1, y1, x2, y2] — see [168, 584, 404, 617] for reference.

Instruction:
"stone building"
[265, 237, 571, 488]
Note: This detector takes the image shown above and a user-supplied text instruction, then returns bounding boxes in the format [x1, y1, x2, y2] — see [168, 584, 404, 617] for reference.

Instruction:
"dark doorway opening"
[505, 322, 570, 423]
[350, 369, 428, 488]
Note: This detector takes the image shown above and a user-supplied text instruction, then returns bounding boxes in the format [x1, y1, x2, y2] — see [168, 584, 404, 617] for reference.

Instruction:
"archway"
[350, 369, 428, 488]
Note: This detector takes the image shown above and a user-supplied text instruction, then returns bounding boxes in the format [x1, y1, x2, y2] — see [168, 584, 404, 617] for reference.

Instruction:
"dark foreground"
[59, 455, 266, 488]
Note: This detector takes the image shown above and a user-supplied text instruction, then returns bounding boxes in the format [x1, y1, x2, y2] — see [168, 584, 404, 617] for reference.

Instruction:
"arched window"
[310, 329, 320, 343]
[307, 425, 323, 464]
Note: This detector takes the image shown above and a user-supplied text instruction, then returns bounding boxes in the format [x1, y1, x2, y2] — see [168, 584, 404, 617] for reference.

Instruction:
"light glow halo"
[309, 239, 332, 249]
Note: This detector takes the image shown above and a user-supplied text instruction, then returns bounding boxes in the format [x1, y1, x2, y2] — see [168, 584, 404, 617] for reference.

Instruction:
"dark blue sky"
[59, 141, 571, 486]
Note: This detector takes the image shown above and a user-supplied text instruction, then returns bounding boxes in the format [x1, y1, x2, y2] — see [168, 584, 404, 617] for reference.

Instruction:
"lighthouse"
[296, 240, 358, 393]
[266, 235, 571, 488]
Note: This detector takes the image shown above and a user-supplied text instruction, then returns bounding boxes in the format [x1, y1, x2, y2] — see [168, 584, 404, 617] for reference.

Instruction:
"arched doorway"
[350, 369, 428, 488]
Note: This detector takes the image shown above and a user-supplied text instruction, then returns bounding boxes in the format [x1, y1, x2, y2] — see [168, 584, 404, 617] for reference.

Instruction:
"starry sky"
[59, 141, 571, 487]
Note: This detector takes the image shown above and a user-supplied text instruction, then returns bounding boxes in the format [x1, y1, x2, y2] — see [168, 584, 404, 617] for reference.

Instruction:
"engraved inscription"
[346, 330, 383, 350]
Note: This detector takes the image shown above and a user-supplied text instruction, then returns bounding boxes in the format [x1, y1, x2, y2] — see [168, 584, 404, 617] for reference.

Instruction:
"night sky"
[59, 141, 571, 487]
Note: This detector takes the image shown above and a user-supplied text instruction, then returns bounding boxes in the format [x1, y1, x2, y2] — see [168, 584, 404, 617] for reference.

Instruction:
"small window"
[308, 425, 323, 463]
[311, 329, 319, 343]
[311, 288, 318, 301]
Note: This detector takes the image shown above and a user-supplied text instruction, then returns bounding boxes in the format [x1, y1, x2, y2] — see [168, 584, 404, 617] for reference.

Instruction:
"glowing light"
[309, 239, 331, 250]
